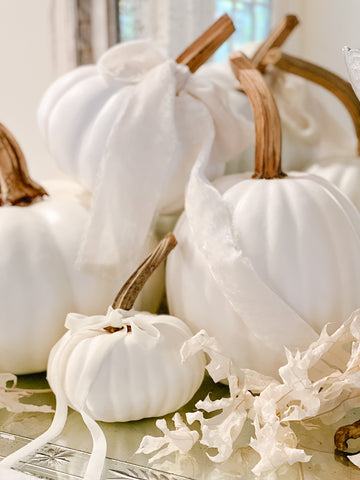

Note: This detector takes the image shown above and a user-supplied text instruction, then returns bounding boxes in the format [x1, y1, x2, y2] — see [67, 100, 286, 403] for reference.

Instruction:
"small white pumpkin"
[0, 234, 206, 480]
[48, 233, 205, 422]
[166, 53, 360, 378]
[0, 124, 163, 375]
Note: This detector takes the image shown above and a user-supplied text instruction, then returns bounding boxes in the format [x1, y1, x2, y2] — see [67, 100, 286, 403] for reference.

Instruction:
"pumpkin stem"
[112, 233, 177, 311]
[229, 52, 285, 179]
[176, 14, 235, 73]
[334, 418, 360, 453]
[0, 124, 47, 206]
[251, 14, 299, 71]
[262, 50, 360, 156]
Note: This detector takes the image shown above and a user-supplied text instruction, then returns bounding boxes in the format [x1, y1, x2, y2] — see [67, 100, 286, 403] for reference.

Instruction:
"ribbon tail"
[81, 411, 107, 480]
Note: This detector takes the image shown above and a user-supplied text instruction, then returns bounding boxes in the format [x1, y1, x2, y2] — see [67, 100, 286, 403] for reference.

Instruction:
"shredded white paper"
[136, 413, 199, 463]
[0, 373, 53, 414]
[137, 310, 360, 476]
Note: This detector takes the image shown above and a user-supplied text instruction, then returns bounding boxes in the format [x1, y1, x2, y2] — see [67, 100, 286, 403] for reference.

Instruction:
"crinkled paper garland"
[137, 309, 360, 476]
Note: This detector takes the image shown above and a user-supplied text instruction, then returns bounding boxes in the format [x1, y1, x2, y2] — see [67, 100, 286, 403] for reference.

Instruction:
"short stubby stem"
[176, 14, 235, 73]
[0, 124, 47, 205]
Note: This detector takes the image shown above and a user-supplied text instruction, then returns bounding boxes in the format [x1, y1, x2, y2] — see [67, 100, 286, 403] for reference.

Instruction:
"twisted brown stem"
[230, 52, 284, 179]
[0, 123, 47, 206]
[262, 50, 360, 155]
[112, 233, 177, 311]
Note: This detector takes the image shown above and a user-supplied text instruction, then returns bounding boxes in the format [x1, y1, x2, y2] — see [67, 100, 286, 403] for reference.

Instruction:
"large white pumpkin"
[166, 54, 360, 378]
[38, 21, 253, 280]
[0, 124, 163, 374]
[38, 22, 247, 216]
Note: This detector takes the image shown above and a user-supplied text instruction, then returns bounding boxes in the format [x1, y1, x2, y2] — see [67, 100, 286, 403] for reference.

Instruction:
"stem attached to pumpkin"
[334, 419, 360, 454]
[229, 52, 284, 179]
[112, 233, 177, 311]
[262, 50, 360, 156]
[251, 14, 299, 72]
[176, 14, 235, 73]
[0, 124, 47, 205]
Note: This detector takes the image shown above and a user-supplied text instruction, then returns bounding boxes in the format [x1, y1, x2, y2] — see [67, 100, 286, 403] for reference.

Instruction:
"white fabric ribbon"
[185, 122, 319, 355]
[0, 307, 165, 480]
[77, 40, 253, 278]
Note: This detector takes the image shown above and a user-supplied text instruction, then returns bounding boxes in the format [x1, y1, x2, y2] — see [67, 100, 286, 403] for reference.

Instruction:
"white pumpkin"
[0, 124, 163, 375]
[306, 157, 360, 210]
[0, 234, 205, 480]
[38, 22, 246, 216]
[198, 16, 355, 174]
[48, 305, 205, 422]
[166, 53, 360, 378]
[47, 232, 205, 422]
[38, 21, 253, 281]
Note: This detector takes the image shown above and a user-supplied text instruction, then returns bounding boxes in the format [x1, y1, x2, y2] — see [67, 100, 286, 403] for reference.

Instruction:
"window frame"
[52, 0, 295, 74]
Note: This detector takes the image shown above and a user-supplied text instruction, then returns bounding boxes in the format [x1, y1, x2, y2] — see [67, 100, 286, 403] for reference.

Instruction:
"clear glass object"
[344, 46, 360, 100]
[1, 373, 360, 479]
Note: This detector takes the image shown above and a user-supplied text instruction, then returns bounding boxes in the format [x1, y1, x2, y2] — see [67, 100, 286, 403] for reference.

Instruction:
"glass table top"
[1, 373, 360, 479]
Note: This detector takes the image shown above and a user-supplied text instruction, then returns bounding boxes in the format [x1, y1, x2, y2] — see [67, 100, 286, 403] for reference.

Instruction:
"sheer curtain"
[51, 0, 118, 74]
[52, 0, 220, 74]
[52, 0, 294, 75]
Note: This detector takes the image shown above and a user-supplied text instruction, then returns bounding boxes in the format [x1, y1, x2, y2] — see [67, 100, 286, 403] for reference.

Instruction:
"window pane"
[254, 4, 272, 42]
[117, 0, 272, 62]
[214, 0, 271, 62]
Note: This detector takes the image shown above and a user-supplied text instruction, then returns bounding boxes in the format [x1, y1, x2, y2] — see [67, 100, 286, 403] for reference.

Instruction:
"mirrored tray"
[1, 373, 360, 479]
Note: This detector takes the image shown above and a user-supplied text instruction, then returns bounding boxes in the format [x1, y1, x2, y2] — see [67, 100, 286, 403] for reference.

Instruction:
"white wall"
[0, 0, 58, 180]
[273, 0, 360, 77]
[272, 0, 360, 139]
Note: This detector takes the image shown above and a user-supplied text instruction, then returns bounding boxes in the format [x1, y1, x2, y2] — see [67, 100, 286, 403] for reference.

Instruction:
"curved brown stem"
[334, 419, 360, 454]
[263, 50, 360, 155]
[251, 14, 299, 72]
[112, 233, 177, 311]
[176, 14, 235, 73]
[230, 52, 284, 179]
[0, 124, 47, 205]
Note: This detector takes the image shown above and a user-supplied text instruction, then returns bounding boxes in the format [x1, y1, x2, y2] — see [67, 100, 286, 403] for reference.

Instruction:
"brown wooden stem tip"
[334, 419, 360, 454]
[229, 52, 284, 179]
[112, 233, 177, 311]
[176, 14, 235, 73]
[251, 14, 299, 72]
[262, 50, 360, 155]
[0, 123, 47, 206]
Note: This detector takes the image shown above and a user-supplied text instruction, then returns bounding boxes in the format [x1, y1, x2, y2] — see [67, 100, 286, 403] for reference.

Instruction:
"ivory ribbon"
[77, 41, 253, 279]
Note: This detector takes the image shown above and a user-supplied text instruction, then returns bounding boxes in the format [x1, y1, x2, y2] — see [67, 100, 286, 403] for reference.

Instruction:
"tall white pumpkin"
[166, 53, 360, 377]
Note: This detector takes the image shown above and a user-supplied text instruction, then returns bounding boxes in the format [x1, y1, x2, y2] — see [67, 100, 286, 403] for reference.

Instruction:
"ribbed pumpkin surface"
[166, 173, 360, 376]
